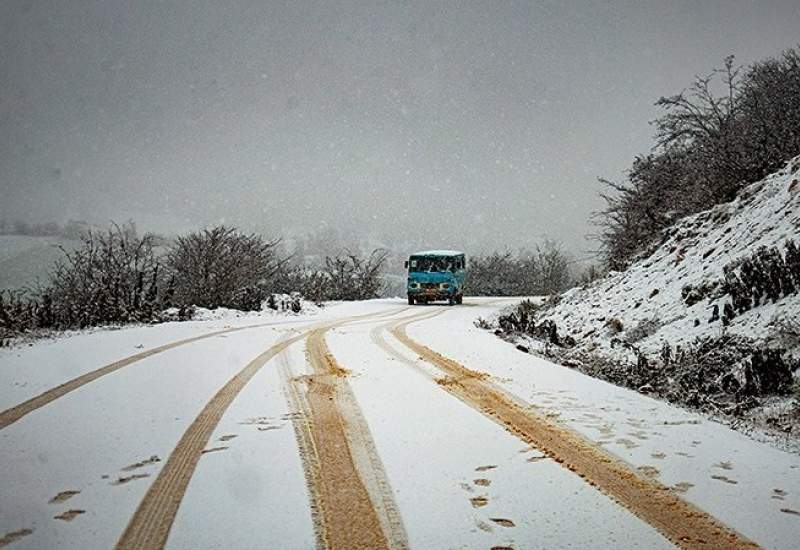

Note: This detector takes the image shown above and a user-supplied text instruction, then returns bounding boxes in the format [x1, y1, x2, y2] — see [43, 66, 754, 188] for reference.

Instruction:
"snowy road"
[1, 299, 798, 549]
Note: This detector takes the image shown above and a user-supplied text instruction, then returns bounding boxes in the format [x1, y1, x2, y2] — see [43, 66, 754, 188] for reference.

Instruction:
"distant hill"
[0, 236, 78, 291]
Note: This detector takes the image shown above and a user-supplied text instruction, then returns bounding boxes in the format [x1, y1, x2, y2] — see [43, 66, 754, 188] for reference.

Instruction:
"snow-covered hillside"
[489, 157, 800, 439]
[538, 155, 800, 359]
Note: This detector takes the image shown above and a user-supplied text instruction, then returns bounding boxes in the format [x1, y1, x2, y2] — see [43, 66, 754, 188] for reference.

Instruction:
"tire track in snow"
[0, 318, 310, 430]
[386, 315, 757, 550]
[115, 331, 309, 550]
[115, 307, 405, 550]
[276, 316, 414, 550]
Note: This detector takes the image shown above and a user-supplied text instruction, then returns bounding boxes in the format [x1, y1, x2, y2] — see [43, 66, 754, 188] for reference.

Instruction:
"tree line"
[0, 220, 580, 336]
[465, 241, 574, 296]
[0, 223, 389, 334]
[596, 47, 800, 269]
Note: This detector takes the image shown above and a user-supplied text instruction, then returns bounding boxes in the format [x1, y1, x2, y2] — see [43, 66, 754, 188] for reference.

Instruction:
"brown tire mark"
[0, 528, 33, 547]
[277, 322, 411, 550]
[115, 331, 308, 550]
[388, 318, 756, 550]
[0, 318, 310, 430]
[116, 306, 405, 550]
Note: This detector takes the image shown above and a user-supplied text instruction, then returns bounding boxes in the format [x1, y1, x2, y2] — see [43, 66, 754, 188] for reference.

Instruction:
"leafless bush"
[596, 48, 800, 268]
[467, 241, 573, 296]
[320, 248, 389, 301]
[41, 223, 163, 328]
[165, 225, 285, 310]
[0, 290, 39, 333]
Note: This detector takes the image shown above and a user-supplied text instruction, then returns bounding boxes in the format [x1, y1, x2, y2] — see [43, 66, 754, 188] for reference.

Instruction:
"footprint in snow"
[780, 508, 800, 517]
[615, 438, 638, 450]
[772, 488, 787, 500]
[201, 446, 229, 454]
[0, 528, 34, 546]
[710, 474, 738, 485]
[122, 455, 161, 472]
[474, 478, 491, 487]
[713, 461, 734, 471]
[240, 416, 274, 425]
[470, 496, 489, 508]
[112, 473, 150, 486]
[54, 510, 85, 522]
[637, 465, 660, 479]
[672, 482, 694, 493]
[475, 465, 498, 472]
[475, 520, 493, 533]
[49, 490, 80, 504]
[489, 518, 515, 528]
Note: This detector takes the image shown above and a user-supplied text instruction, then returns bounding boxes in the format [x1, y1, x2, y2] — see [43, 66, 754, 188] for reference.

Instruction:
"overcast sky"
[2, 0, 799, 256]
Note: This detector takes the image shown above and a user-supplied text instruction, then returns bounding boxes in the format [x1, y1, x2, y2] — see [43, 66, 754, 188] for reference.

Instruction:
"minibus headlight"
[440, 283, 450, 289]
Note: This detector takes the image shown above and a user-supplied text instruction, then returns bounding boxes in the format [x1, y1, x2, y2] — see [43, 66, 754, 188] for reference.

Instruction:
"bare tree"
[467, 243, 573, 296]
[43, 222, 162, 328]
[595, 48, 800, 268]
[321, 248, 388, 300]
[165, 225, 285, 310]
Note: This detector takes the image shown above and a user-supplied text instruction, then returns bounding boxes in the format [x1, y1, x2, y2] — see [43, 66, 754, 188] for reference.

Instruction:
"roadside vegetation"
[0, 223, 390, 339]
[481, 47, 800, 440]
[596, 47, 800, 269]
[464, 241, 573, 296]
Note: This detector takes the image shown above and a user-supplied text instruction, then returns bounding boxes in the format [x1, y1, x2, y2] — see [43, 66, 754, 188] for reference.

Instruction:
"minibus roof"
[410, 250, 464, 257]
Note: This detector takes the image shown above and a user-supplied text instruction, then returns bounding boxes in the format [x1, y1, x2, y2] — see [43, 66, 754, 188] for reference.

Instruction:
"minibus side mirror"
[404, 260, 409, 268]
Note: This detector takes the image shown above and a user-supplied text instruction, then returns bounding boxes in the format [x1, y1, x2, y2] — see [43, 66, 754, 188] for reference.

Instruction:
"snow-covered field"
[0, 236, 78, 291]
[1, 298, 799, 549]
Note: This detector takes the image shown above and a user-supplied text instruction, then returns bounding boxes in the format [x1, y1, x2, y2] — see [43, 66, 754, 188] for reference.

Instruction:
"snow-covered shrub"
[263, 293, 303, 313]
[605, 317, 624, 335]
[722, 240, 800, 321]
[496, 301, 575, 347]
[165, 225, 285, 311]
[42, 223, 163, 328]
[0, 223, 166, 331]
[467, 241, 573, 296]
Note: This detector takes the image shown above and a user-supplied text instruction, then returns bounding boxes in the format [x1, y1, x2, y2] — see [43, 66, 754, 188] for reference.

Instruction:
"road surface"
[1, 299, 798, 549]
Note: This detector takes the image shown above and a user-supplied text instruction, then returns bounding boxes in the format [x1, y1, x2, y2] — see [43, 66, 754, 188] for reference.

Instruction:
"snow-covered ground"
[1, 298, 799, 549]
[328, 309, 670, 549]
[534, 156, 800, 360]
[408, 301, 800, 549]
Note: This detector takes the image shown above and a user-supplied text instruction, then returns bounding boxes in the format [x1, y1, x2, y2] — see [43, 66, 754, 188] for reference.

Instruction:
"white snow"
[407, 301, 800, 549]
[1, 297, 798, 548]
[328, 308, 671, 549]
[533, 155, 800, 361]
